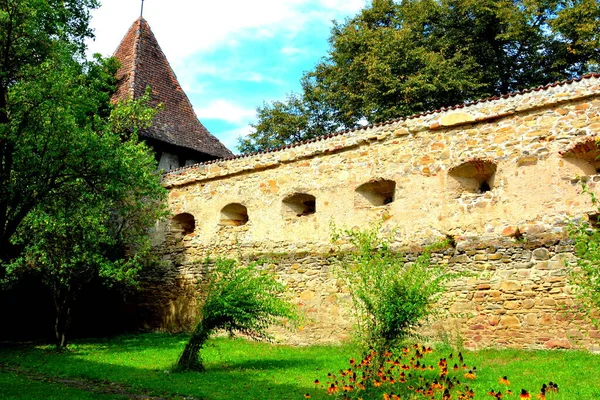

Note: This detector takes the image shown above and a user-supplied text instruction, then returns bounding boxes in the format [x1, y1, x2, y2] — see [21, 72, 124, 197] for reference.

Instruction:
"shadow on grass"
[0, 334, 339, 400]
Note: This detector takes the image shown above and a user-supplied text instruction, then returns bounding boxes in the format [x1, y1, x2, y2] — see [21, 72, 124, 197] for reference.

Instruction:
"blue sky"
[86, 0, 369, 153]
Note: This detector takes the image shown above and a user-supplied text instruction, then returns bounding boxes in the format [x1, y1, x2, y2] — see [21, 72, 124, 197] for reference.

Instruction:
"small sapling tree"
[333, 227, 454, 357]
[177, 259, 301, 371]
[568, 183, 600, 326]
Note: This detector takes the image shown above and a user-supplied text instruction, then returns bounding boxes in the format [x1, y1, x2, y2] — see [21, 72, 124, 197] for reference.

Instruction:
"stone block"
[439, 112, 476, 127]
[522, 299, 535, 309]
[544, 339, 571, 349]
[503, 301, 520, 310]
[500, 281, 522, 291]
[532, 248, 550, 260]
[500, 315, 521, 328]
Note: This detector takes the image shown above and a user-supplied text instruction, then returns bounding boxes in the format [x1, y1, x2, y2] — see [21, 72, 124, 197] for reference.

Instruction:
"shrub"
[568, 184, 600, 326]
[333, 227, 454, 356]
[177, 258, 301, 371]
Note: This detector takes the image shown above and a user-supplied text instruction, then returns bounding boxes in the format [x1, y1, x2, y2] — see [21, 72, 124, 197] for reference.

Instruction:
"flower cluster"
[312, 345, 476, 399]
[307, 345, 560, 400]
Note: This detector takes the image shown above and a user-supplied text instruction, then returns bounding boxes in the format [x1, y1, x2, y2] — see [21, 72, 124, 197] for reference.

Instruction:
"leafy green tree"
[238, 77, 338, 153]
[0, 1, 168, 347]
[177, 259, 301, 371]
[5, 68, 167, 347]
[240, 0, 600, 153]
[333, 227, 454, 356]
[0, 0, 99, 265]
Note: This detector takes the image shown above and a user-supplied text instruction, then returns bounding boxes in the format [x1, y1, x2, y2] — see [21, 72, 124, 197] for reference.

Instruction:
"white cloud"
[195, 100, 256, 124]
[281, 46, 303, 56]
[86, 0, 368, 61]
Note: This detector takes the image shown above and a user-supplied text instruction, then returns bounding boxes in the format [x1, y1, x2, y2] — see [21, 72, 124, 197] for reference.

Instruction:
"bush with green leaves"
[568, 184, 600, 326]
[333, 227, 454, 356]
[177, 258, 301, 371]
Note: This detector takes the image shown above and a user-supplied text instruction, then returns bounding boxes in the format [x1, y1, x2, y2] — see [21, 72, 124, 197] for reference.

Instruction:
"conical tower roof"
[112, 17, 233, 159]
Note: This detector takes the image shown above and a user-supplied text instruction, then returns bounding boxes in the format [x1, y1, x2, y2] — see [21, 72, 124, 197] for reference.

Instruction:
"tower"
[112, 17, 233, 170]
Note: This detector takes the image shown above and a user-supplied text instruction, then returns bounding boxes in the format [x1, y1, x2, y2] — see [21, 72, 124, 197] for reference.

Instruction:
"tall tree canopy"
[1, 0, 99, 262]
[0, 1, 167, 346]
[239, 0, 600, 153]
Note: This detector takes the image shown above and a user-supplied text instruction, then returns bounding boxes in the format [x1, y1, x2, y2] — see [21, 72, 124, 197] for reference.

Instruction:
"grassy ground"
[0, 333, 599, 399]
[0, 369, 126, 399]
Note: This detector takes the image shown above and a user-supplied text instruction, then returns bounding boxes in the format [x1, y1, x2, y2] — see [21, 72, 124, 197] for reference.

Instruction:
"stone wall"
[147, 75, 600, 350]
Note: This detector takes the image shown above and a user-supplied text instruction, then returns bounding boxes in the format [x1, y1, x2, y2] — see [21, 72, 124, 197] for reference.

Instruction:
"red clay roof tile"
[112, 17, 233, 159]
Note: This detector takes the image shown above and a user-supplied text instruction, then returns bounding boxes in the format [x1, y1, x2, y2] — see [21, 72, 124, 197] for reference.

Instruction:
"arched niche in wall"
[282, 193, 316, 217]
[560, 138, 600, 179]
[448, 158, 497, 195]
[171, 213, 195, 235]
[355, 179, 396, 207]
[219, 203, 249, 226]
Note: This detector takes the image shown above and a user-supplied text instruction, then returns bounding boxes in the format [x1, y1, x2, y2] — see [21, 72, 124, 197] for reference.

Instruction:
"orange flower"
[314, 379, 320, 385]
[373, 380, 383, 387]
[304, 394, 311, 398]
[520, 389, 531, 399]
[327, 384, 339, 395]
[349, 358, 356, 365]
[442, 388, 452, 400]
[499, 376, 510, 385]
[464, 370, 476, 380]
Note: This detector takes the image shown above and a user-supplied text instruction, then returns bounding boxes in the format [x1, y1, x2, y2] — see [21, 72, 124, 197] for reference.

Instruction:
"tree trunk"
[53, 284, 75, 350]
[177, 324, 211, 371]
[55, 304, 71, 350]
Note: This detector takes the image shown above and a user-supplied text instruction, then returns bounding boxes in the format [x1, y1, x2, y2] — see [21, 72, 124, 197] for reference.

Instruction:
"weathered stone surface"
[439, 112, 476, 127]
[544, 339, 572, 349]
[500, 315, 521, 328]
[532, 248, 551, 261]
[145, 76, 600, 350]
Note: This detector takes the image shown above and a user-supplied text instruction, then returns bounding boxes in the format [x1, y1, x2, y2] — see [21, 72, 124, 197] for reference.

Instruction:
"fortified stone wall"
[148, 75, 600, 350]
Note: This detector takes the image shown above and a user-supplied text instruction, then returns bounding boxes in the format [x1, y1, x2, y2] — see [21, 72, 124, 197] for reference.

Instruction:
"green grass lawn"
[0, 369, 127, 400]
[0, 333, 599, 399]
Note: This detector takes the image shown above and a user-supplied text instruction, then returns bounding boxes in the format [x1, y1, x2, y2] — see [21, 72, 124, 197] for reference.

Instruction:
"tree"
[177, 259, 301, 371]
[239, 0, 600, 153]
[333, 227, 454, 357]
[0, 0, 99, 265]
[4, 57, 167, 347]
[0, 1, 168, 347]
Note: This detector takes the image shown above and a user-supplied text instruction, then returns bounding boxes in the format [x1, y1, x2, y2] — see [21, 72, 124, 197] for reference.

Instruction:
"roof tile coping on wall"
[162, 73, 600, 188]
